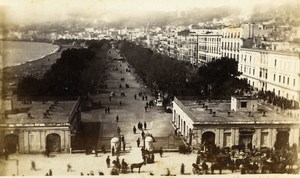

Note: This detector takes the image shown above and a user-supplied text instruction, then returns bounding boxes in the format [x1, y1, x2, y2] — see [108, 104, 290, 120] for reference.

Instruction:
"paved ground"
[80, 59, 182, 150]
[1, 151, 241, 176]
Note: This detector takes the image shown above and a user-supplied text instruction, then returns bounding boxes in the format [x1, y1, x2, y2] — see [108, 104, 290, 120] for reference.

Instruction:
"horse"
[112, 160, 121, 172]
[243, 162, 259, 174]
[192, 163, 202, 175]
[131, 161, 146, 173]
[211, 163, 222, 174]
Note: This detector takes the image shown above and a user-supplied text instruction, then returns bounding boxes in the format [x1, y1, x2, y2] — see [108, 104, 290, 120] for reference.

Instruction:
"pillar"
[219, 129, 224, 147]
[255, 129, 261, 148]
[270, 128, 277, 148]
[24, 131, 29, 153]
[289, 128, 299, 146]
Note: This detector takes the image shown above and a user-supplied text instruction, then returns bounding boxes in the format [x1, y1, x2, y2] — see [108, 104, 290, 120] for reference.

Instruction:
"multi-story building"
[239, 47, 300, 103]
[221, 27, 243, 61]
[197, 32, 222, 64]
[177, 29, 222, 65]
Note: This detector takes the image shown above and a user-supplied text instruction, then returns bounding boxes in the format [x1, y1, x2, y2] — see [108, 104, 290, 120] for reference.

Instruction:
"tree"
[194, 57, 250, 96]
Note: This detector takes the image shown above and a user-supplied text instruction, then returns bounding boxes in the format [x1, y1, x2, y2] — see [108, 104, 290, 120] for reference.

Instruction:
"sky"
[0, 0, 297, 24]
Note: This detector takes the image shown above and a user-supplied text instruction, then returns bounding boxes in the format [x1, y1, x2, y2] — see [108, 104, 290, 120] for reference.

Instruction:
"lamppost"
[16, 159, 19, 176]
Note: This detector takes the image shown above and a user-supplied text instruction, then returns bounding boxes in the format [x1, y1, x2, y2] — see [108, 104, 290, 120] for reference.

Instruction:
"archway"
[4, 134, 19, 153]
[201, 131, 215, 146]
[274, 131, 289, 150]
[239, 129, 254, 150]
[46, 133, 61, 152]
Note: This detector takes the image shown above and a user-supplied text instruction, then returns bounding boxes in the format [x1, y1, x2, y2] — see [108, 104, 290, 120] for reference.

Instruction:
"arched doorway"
[4, 134, 19, 153]
[46, 133, 61, 152]
[274, 131, 289, 150]
[202, 131, 215, 146]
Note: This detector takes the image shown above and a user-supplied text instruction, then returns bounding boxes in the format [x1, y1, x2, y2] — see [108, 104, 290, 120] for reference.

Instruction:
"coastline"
[1, 44, 73, 97]
[2, 41, 61, 69]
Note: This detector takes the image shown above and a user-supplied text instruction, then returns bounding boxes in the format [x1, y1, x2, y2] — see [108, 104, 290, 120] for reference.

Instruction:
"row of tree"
[17, 39, 111, 98]
[256, 91, 299, 109]
[117, 40, 250, 98]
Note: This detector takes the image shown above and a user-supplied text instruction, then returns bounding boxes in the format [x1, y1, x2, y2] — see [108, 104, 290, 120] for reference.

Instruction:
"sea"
[1, 41, 59, 68]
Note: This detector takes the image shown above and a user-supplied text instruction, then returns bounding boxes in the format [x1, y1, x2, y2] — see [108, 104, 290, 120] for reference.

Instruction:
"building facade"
[0, 98, 81, 154]
[221, 27, 243, 61]
[172, 96, 300, 150]
[239, 47, 300, 103]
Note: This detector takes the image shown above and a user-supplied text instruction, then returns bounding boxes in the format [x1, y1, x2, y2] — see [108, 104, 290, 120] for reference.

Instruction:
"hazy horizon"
[0, 0, 298, 26]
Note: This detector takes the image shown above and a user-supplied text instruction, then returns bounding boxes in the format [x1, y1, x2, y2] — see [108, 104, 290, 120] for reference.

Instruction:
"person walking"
[145, 95, 148, 100]
[133, 126, 137, 134]
[67, 163, 72, 172]
[4, 149, 8, 161]
[137, 138, 141, 147]
[31, 161, 36, 171]
[117, 127, 121, 135]
[144, 106, 147, 112]
[159, 147, 163, 158]
[119, 101, 122, 106]
[106, 156, 110, 168]
[134, 94, 137, 100]
[108, 107, 110, 113]
[144, 121, 147, 130]
[121, 135, 125, 143]
[112, 146, 115, 156]
[94, 148, 98, 157]
[123, 142, 126, 151]
[180, 163, 185, 175]
[141, 130, 145, 139]
[49, 169, 52, 176]
[116, 115, 119, 122]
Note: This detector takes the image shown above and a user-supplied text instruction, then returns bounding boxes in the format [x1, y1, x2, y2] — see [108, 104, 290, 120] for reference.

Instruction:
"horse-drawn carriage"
[121, 91, 125, 96]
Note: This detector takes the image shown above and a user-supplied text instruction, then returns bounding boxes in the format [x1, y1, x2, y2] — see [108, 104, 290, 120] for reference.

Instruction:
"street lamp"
[16, 159, 19, 176]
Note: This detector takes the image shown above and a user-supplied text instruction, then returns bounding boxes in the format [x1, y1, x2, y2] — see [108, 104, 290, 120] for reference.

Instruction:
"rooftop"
[1, 100, 77, 126]
[175, 98, 300, 125]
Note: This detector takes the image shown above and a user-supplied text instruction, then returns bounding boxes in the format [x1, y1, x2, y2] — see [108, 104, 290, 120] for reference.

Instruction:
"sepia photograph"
[0, 0, 300, 177]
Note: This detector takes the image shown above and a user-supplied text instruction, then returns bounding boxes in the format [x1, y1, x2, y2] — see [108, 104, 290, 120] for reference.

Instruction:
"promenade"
[0, 54, 185, 176]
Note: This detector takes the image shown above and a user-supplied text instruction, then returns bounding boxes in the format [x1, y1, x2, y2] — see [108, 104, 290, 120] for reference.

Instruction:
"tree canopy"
[117, 40, 191, 96]
[17, 40, 111, 98]
[191, 57, 250, 96]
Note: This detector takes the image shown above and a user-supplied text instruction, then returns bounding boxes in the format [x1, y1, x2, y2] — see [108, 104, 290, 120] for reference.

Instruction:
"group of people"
[104, 107, 110, 114]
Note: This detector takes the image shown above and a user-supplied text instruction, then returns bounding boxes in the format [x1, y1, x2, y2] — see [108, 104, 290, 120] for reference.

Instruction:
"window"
[287, 77, 289, 85]
[249, 67, 251, 74]
[279, 75, 281, 82]
[259, 70, 262, 77]
[274, 74, 276, 81]
[261, 132, 268, 146]
[253, 69, 255, 75]
[274, 59, 277, 67]
[278, 90, 280, 96]
[283, 76, 285, 84]
[241, 101, 247, 108]
[224, 133, 231, 147]
[293, 79, 296, 86]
